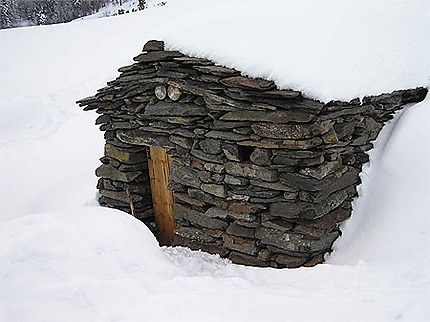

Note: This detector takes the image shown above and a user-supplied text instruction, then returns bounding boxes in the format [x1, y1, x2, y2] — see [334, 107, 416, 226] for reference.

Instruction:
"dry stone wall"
[78, 40, 427, 268]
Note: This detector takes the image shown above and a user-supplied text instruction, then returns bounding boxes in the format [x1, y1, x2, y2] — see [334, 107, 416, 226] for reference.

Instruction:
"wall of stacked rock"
[77, 40, 427, 268]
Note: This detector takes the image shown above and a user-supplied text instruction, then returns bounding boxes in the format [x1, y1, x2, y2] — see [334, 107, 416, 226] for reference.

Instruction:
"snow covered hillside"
[0, 0, 429, 321]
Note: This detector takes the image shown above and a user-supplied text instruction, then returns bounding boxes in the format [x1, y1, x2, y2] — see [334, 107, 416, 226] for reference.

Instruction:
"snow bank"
[0, 207, 181, 321]
[329, 96, 430, 266]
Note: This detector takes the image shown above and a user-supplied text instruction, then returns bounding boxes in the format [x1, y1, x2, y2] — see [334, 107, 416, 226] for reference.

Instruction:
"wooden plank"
[147, 147, 175, 245]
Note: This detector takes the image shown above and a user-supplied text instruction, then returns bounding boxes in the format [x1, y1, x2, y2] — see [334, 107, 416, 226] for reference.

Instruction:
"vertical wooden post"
[147, 147, 175, 245]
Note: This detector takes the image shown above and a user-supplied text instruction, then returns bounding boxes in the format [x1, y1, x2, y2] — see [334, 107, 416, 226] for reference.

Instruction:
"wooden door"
[147, 147, 175, 245]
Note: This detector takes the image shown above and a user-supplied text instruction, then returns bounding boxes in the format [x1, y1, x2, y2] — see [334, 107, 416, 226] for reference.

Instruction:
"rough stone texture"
[225, 162, 279, 182]
[78, 39, 427, 269]
[250, 148, 272, 166]
[173, 204, 228, 230]
[223, 234, 258, 255]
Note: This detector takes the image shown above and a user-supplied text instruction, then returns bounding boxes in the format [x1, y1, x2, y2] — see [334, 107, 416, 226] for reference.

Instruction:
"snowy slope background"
[0, 0, 429, 321]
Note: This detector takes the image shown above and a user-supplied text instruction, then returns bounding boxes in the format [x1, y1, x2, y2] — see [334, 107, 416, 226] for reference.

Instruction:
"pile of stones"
[77, 40, 427, 268]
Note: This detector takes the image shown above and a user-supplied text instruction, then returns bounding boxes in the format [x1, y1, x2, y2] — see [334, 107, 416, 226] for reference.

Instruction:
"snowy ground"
[0, 1, 429, 321]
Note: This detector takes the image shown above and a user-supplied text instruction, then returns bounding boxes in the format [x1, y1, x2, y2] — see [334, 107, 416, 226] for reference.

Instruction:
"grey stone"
[117, 129, 174, 147]
[133, 50, 182, 62]
[250, 148, 272, 165]
[169, 135, 193, 149]
[191, 148, 224, 164]
[173, 204, 228, 230]
[188, 188, 228, 209]
[238, 137, 323, 150]
[227, 222, 255, 238]
[143, 40, 165, 52]
[224, 175, 249, 186]
[272, 150, 324, 159]
[250, 179, 297, 192]
[193, 65, 239, 76]
[211, 173, 224, 183]
[220, 110, 314, 123]
[223, 235, 258, 255]
[99, 189, 143, 203]
[280, 166, 360, 192]
[251, 121, 334, 139]
[227, 193, 250, 202]
[293, 225, 330, 238]
[96, 114, 111, 125]
[293, 204, 352, 230]
[95, 164, 141, 183]
[255, 227, 339, 254]
[225, 88, 300, 101]
[201, 183, 227, 198]
[227, 202, 265, 220]
[226, 210, 257, 223]
[157, 69, 188, 79]
[204, 207, 229, 219]
[174, 192, 205, 207]
[144, 102, 207, 116]
[261, 218, 294, 232]
[225, 162, 278, 182]
[299, 159, 342, 180]
[175, 226, 215, 243]
[205, 130, 249, 141]
[258, 248, 273, 261]
[221, 143, 241, 161]
[118, 163, 147, 172]
[229, 188, 279, 199]
[200, 138, 222, 154]
[233, 127, 253, 135]
[204, 162, 225, 173]
[170, 162, 201, 188]
[283, 191, 298, 200]
[198, 171, 213, 183]
[275, 254, 307, 268]
[169, 128, 196, 138]
[272, 154, 324, 166]
[213, 120, 252, 130]
[220, 76, 274, 90]
[229, 251, 269, 267]
[269, 189, 349, 220]
[104, 143, 145, 164]
[173, 56, 212, 64]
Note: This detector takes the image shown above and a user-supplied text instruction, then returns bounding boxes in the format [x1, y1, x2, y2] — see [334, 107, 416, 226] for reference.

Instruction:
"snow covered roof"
[151, 0, 430, 102]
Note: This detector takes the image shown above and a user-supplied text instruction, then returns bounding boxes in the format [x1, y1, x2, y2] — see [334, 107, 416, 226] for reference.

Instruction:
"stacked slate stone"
[77, 40, 427, 268]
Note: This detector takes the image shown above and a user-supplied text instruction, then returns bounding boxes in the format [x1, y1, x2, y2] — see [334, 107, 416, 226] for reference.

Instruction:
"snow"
[0, 0, 429, 321]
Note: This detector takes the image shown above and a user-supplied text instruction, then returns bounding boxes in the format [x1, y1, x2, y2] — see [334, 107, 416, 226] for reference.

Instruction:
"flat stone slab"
[133, 50, 183, 62]
[144, 102, 208, 116]
[193, 65, 239, 76]
[143, 40, 165, 52]
[220, 76, 274, 90]
[170, 162, 201, 188]
[255, 227, 339, 254]
[220, 110, 314, 123]
[251, 121, 334, 140]
[117, 129, 174, 148]
[174, 204, 228, 230]
[269, 189, 349, 220]
[95, 164, 141, 183]
[226, 161, 279, 182]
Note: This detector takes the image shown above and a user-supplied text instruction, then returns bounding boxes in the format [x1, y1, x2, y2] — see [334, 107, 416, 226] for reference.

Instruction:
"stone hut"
[77, 40, 427, 268]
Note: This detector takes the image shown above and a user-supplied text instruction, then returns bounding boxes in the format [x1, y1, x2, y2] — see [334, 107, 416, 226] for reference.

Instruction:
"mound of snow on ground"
[0, 1, 429, 321]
